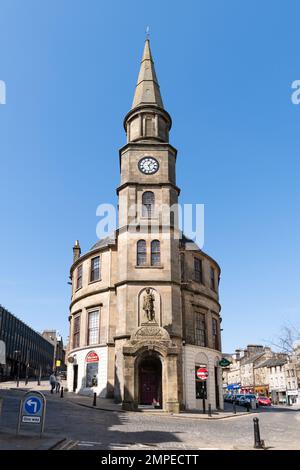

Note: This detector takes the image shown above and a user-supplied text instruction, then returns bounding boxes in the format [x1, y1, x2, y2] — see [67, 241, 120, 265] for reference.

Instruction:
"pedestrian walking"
[49, 372, 56, 394]
[55, 374, 61, 393]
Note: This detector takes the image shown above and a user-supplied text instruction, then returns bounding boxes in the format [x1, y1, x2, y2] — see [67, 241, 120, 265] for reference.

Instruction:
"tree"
[268, 324, 300, 354]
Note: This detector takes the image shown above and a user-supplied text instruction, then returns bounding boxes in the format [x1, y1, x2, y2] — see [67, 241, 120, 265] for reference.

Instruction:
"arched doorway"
[138, 355, 162, 407]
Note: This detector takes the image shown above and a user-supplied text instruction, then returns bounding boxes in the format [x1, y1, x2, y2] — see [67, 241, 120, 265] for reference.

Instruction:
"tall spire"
[131, 38, 164, 110]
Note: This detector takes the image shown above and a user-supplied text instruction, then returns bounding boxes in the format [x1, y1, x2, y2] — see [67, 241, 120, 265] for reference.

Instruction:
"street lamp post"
[14, 350, 21, 387]
[37, 365, 42, 386]
[24, 349, 29, 385]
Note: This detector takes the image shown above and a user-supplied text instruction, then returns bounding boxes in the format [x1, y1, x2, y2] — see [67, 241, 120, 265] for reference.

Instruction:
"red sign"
[196, 367, 208, 380]
[86, 351, 99, 363]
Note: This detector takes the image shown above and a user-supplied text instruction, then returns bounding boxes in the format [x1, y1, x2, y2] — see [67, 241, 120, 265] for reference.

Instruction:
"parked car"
[234, 394, 244, 405]
[257, 396, 271, 406]
[225, 394, 235, 403]
[239, 394, 258, 408]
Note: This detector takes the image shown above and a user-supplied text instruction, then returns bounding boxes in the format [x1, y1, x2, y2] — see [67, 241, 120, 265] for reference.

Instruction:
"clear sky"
[0, 0, 299, 353]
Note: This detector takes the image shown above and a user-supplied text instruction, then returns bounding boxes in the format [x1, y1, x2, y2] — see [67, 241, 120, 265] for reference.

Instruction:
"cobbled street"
[0, 389, 299, 450]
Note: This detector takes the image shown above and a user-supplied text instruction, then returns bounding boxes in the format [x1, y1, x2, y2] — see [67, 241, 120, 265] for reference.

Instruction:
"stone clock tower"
[115, 38, 182, 412]
[67, 38, 223, 414]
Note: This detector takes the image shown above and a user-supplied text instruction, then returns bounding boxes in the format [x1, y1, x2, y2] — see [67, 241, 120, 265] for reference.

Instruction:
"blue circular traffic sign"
[24, 396, 42, 415]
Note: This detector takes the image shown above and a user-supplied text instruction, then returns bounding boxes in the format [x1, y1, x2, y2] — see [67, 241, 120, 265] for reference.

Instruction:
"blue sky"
[0, 0, 299, 352]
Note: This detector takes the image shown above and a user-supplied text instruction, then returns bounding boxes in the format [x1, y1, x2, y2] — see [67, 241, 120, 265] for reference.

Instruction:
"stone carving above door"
[131, 324, 170, 342]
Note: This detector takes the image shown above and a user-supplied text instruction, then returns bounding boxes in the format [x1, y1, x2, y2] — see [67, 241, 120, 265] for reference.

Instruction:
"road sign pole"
[16, 399, 22, 435]
[41, 397, 46, 436]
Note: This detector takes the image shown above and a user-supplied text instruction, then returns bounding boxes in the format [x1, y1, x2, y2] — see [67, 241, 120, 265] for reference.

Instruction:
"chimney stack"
[73, 240, 81, 263]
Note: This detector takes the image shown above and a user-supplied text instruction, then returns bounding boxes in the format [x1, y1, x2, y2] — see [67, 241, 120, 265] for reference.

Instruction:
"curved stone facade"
[67, 38, 223, 412]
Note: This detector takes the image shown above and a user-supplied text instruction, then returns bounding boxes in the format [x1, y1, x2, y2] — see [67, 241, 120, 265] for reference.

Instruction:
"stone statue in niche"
[143, 288, 156, 322]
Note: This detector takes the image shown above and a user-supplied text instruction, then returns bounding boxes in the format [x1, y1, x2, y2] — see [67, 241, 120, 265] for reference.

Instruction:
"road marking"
[57, 440, 79, 450]
[198, 448, 221, 450]
[80, 441, 103, 445]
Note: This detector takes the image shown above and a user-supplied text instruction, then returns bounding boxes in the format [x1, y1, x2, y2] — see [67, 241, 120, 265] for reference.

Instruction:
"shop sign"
[86, 351, 99, 363]
[219, 358, 231, 367]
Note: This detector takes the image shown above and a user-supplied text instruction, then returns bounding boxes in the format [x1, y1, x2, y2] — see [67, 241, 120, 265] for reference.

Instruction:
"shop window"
[86, 362, 98, 388]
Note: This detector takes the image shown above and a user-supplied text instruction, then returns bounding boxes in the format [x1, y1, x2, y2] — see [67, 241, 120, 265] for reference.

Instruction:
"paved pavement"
[1, 384, 299, 450]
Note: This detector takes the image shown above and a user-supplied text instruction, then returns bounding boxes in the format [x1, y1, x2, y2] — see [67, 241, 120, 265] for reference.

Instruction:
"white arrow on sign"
[27, 399, 38, 413]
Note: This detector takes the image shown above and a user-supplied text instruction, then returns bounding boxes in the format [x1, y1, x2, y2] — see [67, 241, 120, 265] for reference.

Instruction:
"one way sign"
[24, 396, 42, 414]
[18, 391, 46, 435]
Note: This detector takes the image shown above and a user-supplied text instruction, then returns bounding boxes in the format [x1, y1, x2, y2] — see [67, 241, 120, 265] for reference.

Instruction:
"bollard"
[60, 386, 64, 398]
[208, 403, 212, 417]
[246, 402, 250, 412]
[93, 392, 97, 407]
[202, 397, 206, 414]
[253, 417, 264, 449]
[233, 401, 236, 414]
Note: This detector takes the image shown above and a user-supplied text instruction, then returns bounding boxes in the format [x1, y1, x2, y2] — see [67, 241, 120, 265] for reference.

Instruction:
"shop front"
[241, 386, 254, 394]
[67, 346, 108, 397]
[254, 385, 269, 397]
[287, 389, 298, 405]
[271, 388, 286, 405]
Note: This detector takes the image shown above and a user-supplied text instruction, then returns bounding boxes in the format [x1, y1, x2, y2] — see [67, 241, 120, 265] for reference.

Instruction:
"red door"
[140, 368, 160, 405]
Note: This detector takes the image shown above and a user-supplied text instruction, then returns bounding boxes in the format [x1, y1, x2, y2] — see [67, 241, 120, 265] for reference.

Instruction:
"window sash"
[142, 192, 155, 217]
[90, 257, 100, 282]
[195, 313, 206, 347]
[151, 240, 160, 266]
[212, 318, 219, 349]
[210, 267, 215, 289]
[88, 311, 99, 345]
[194, 258, 202, 283]
[137, 240, 147, 266]
[76, 265, 82, 289]
[73, 316, 80, 348]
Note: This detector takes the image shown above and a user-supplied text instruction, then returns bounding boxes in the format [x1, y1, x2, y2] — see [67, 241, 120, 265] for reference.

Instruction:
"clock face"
[138, 157, 159, 175]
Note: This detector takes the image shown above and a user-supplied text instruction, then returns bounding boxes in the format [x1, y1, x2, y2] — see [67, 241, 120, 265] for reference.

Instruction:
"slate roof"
[254, 357, 288, 369]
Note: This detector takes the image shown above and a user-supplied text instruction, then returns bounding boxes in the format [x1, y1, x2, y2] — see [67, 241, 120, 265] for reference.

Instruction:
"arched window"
[137, 240, 147, 266]
[142, 191, 155, 217]
[151, 240, 160, 266]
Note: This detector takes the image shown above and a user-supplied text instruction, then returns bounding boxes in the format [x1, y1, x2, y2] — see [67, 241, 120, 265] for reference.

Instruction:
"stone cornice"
[123, 105, 173, 132]
[70, 287, 115, 310]
[116, 181, 181, 195]
[119, 141, 178, 164]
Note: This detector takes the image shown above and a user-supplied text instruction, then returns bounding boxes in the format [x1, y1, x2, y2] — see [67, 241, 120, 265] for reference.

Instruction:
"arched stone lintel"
[123, 341, 178, 358]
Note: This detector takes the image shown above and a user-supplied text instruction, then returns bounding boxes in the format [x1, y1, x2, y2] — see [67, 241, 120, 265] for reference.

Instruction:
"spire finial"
[146, 26, 150, 40]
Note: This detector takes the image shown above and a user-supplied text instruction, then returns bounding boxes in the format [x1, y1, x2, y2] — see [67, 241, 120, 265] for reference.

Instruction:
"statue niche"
[143, 288, 155, 322]
[139, 287, 161, 326]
